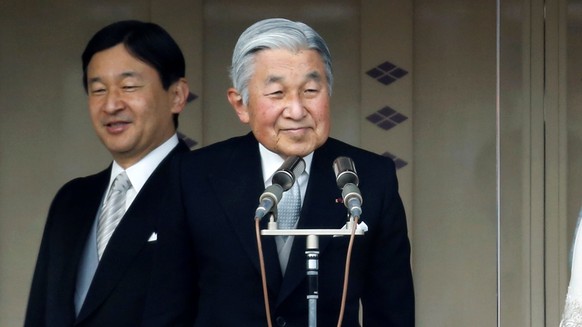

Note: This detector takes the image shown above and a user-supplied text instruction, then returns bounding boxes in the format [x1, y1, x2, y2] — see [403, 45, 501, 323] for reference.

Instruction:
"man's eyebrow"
[88, 71, 141, 84]
[87, 76, 102, 85]
[120, 71, 140, 78]
[263, 71, 322, 85]
[265, 75, 283, 85]
[306, 71, 322, 82]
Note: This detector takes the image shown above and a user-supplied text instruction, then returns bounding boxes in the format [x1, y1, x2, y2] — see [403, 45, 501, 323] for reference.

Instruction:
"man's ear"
[227, 88, 249, 123]
[170, 78, 189, 114]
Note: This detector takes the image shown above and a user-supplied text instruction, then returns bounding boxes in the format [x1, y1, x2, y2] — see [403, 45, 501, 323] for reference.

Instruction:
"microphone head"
[256, 184, 284, 219]
[333, 156, 359, 188]
[342, 183, 363, 217]
[272, 156, 305, 191]
[259, 184, 284, 203]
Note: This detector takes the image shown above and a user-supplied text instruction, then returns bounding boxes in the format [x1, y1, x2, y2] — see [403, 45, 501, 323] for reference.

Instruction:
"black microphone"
[333, 156, 362, 218]
[272, 156, 306, 191]
[333, 156, 359, 188]
[255, 156, 306, 220]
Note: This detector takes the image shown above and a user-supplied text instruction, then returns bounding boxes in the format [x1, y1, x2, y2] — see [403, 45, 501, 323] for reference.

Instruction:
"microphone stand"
[261, 216, 365, 327]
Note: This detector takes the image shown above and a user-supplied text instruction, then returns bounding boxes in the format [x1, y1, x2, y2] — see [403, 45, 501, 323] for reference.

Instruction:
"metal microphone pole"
[262, 218, 365, 327]
[306, 235, 319, 327]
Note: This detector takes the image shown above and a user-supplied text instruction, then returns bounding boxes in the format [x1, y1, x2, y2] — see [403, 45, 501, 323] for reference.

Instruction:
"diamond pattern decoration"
[366, 61, 408, 85]
[364, 59, 410, 170]
[187, 92, 198, 103]
[382, 151, 408, 170]
[178, 131, 198, 149]
[366, 106, 408, 131]
[178, 92, 199, 149]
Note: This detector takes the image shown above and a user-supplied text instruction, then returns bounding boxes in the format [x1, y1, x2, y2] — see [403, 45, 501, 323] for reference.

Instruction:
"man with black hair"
[25, 20, 196, 327]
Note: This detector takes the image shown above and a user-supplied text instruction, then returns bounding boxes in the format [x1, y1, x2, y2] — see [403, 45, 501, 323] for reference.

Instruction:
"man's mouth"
[106, 122, 129, 127]
[104, 121, 130, 133]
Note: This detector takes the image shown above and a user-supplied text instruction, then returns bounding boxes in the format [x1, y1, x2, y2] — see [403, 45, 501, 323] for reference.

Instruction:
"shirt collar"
[109, 134, 179, 193]
[258, 143, 313, 185]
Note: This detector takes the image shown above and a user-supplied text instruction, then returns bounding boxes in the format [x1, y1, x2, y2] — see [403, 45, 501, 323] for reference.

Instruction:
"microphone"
[333, 156, 362, 218]
[272, 156, 306, 191]
[255, 184, 283, 220]
[333, 156, 359, 188]
[255, 156, 306, 220]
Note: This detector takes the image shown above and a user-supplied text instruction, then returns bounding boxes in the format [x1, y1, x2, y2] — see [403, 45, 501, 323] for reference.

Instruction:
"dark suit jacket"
[25, 141, 196, 327]
[180, 133, 414, 326]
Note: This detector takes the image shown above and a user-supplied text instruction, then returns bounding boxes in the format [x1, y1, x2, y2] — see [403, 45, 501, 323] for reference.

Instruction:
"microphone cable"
[255, 217, 274, 327]
[336, 215, 359, 327]
[256, 213, 360, 327]
[253, 156, 304, 327]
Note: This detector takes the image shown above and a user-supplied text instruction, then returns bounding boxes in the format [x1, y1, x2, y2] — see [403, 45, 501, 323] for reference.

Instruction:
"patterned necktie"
[97, 171, 131, 260]
[276, 172, 303, 274]
[278, 176, 302, 231]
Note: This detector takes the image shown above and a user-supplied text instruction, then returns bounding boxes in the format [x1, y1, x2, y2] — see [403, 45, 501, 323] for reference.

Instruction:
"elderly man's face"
[229, 48, 330, 158]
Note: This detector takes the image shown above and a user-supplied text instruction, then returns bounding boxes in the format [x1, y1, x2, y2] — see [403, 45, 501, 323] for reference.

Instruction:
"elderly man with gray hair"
[180, 18, 414, 326]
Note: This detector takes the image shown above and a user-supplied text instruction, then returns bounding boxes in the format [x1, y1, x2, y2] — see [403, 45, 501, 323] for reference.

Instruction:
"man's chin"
[275, 143, 316, 158]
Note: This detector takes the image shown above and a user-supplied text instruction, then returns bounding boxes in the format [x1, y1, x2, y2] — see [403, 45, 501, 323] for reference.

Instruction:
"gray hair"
[229, 18, 333, 105]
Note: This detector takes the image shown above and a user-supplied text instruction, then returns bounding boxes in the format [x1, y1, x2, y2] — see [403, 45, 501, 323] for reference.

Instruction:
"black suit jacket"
[25, 141, 196, 327]
[180, 133, 414, 326]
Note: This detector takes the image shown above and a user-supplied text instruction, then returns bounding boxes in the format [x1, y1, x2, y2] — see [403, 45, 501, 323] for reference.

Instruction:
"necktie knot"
[111, 171, 132, 193]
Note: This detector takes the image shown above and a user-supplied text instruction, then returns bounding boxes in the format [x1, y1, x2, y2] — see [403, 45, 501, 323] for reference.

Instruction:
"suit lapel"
[276, 141, 349, 304]
[76, 143, 188, 323]
[209, 134, 283, 295]
[49, 170, 109, 324]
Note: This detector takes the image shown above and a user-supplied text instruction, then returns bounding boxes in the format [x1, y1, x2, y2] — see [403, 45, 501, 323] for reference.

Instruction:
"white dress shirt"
[107, 134, 179, 208]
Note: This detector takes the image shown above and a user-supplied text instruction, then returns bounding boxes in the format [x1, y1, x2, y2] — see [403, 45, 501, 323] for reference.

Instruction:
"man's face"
[86, 44, 183, 168]
[230, 48, 330, 157]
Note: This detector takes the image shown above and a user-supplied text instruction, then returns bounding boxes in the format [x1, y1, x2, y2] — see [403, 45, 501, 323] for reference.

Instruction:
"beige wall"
[413, 1, 498, 325]
[0, 0, 570, 326]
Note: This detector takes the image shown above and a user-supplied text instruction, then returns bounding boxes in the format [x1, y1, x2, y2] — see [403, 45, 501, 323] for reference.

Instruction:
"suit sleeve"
[361, 157, 415, 326]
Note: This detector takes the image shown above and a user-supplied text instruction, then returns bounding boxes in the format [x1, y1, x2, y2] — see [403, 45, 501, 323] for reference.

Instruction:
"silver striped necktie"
[97, 171, 131, 260]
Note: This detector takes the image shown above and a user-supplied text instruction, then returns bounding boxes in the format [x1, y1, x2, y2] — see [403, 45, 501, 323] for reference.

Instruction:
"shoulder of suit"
[322, 137, 392, 164]
[53, 168, 109, 200]
[187, 134, 254, 159]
